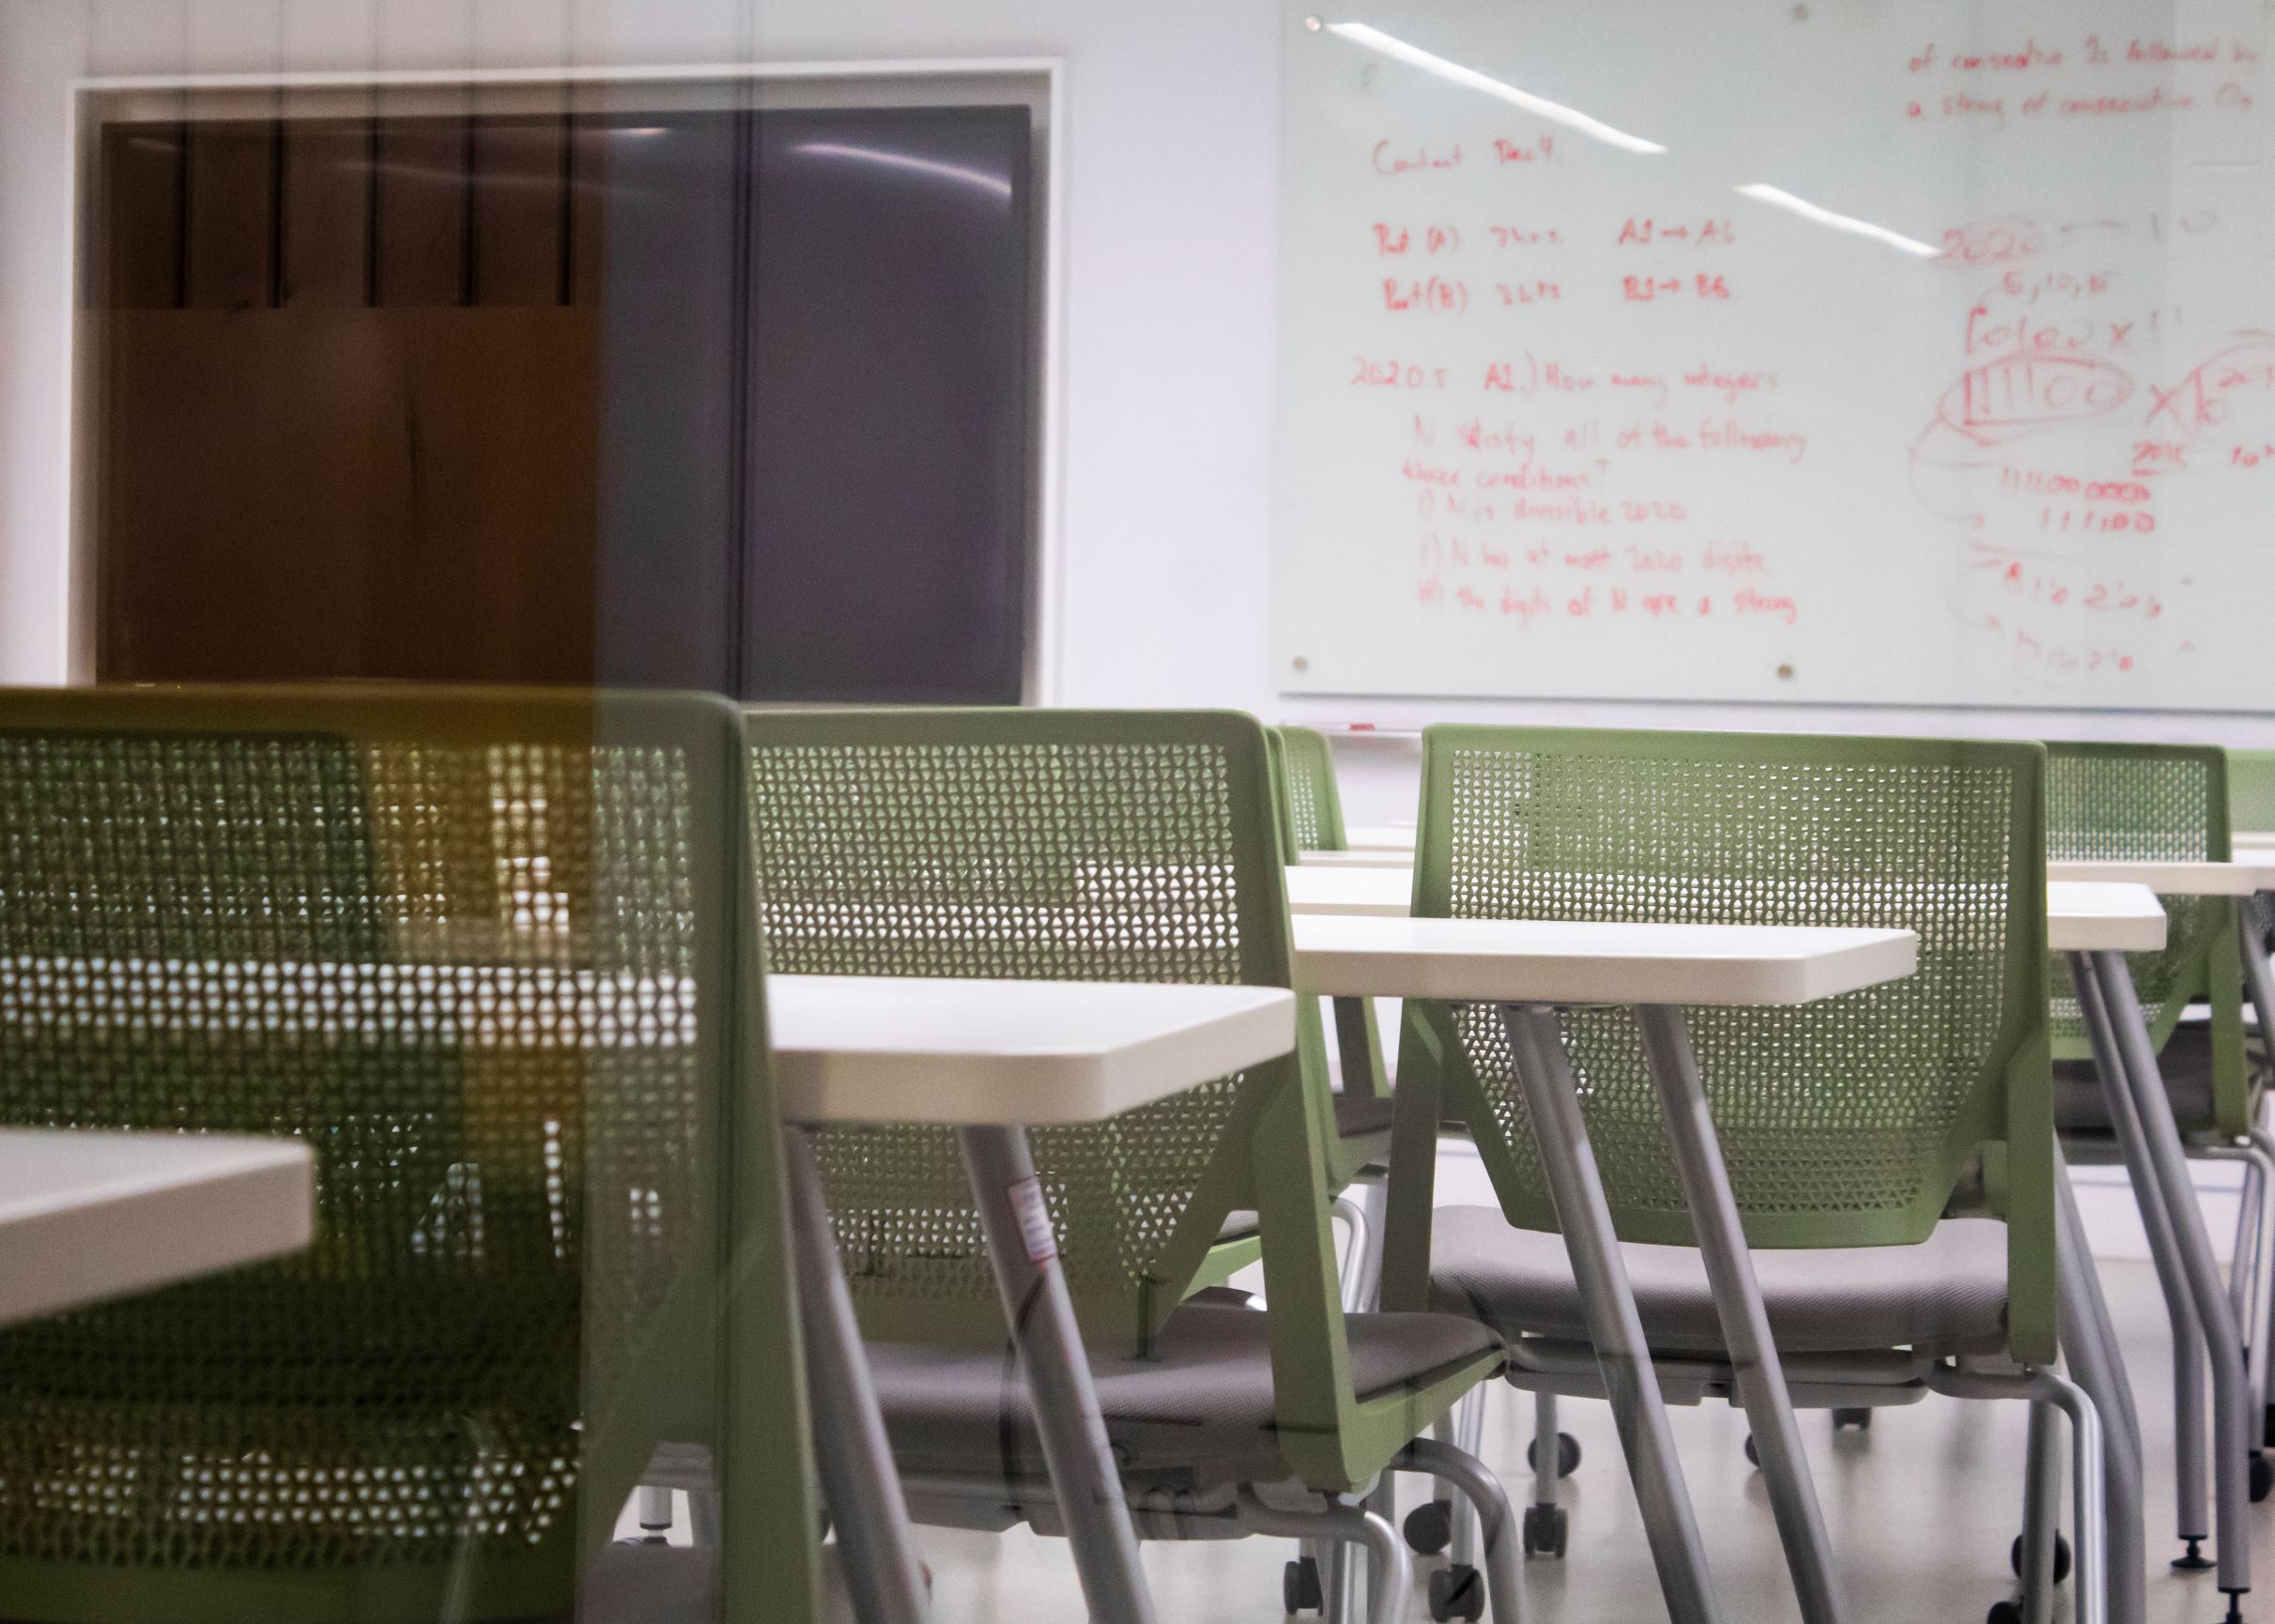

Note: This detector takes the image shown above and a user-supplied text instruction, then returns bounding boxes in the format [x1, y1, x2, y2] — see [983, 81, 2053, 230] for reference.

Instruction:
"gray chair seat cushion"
[1334, 1093, 1397, 1141]
[867, 1302, 1499, 1486]
[1428, 1206, 2010, 1357]
[2054, 1023, 2217, 1136]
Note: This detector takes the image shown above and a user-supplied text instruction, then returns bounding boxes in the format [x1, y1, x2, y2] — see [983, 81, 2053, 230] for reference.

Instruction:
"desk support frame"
[958, 1124, 1158, 1624]
[1636, 1004, 1851, 1624]
[785, 1129, 934, 1624]
[2075, 950, 2253, 1607]
[1499, 1003, 1726, 1624]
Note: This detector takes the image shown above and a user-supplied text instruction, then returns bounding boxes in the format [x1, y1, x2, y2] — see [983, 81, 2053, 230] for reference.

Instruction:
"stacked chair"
[743, 707, 1521, 1624]
[0, 686, 816, 1624]
[2046, 743, 2273, 1586]
[1376, 725, 2124, 1624]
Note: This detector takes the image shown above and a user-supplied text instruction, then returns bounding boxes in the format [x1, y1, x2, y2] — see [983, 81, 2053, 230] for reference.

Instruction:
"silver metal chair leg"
[1637, 1004, 1848, 1624]
[1331, 1194, 1371, 1314]
[1357, 1175, 1391, 1311]
[2018, 1401, 2060, 1624]
[1532, 1390, 1561, 1515]
[2071, 954, 2214, 1567]
[2057, 1150, 2148, 1624]
[1929, 1366, 2107, 1624]
[2090, 951, 2253, 1603]
[2241, 1135, 2275, 1430]
[1401, 1437, 1527, 1624]
[1499, 1004, 1725, 1624]
[1237, 1491, 1413, 1624]
[636, 1484, 675, 1542]
[1450, 1385, 1486, 1565]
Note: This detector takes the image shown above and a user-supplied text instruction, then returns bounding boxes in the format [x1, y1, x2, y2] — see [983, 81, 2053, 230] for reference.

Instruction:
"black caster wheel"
[1831, 1407, 1872, 1432]
[2264, 1402, 2275, 1450]
[1404, 1498, 1453, 1555]
[1986, 1601, 2023, 1624]
[1526, 1432, 1582, 1478]
[1427, 1564, 1486, 1622]
[2252, 1453, 2274, 1503]
[1522, 1503, 1569, 1559]
[1743, 1432, 1760, 1468]
[2008, 1531, 2073, 1585]
[1283, 1555, 1323, 1615]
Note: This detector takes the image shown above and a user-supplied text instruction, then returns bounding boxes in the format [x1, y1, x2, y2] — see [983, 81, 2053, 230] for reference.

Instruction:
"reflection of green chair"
[745, 707, 1519, 1624]
[0, 686, 816, 1624]
[1279, 724, 1350, 853]
[1380, 727, 2113, 1622]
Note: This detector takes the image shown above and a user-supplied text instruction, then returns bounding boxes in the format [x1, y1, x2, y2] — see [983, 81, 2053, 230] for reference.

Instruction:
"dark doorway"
[89, 98, 1039, 703]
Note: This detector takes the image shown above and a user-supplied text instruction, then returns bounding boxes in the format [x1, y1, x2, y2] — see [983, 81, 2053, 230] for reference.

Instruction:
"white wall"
[0, 0, 1289, 718]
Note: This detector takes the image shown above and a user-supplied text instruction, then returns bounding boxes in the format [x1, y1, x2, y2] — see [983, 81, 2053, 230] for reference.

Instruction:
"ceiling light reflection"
[1735, 183, 1942, 258]
[791, 142, 1014, 200]
[1328, 22, 1667, 155]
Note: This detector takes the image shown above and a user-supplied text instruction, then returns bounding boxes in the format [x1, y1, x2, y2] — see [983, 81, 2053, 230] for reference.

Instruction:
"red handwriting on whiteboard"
[1615, 219, 1736, 247]
[1622, 274, 1733, 302]
[1350, 358, 1449, 389]
[1492, 136, 1554, 164]
[1936, 353, 2134, 444]
[1372, 224, 1461, 255]
[2145, 339, 2275, 435]
[1940, 218, 2047, 265]
[1382, 276, 1468, 314]
[1372, 141, 1462, 176]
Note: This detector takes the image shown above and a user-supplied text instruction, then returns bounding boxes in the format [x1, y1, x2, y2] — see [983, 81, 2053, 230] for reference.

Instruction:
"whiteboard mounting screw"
[1305, 15, 1323, 30]
[1293, 656, 1311, 673]
[1776, 664, 1795, 680]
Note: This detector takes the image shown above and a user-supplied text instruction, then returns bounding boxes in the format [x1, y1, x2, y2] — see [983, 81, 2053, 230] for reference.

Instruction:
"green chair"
[2230, 748, 2275, 955]
[1279, 724, 1351, 853]
[1379, 726, 2117, 1623]
[0, 685, 815, 1624]
[2045, 742, 2274, 1568]
[744, 707, 1518, 1624]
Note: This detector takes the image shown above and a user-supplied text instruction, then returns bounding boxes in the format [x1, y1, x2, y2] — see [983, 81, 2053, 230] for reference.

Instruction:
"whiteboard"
[1273, 0, 2275, 709]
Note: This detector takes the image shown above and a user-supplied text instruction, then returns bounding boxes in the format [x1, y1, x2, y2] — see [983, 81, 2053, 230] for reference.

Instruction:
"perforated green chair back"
[746, 710, 1308, 1346]
[2231, 749, 2275, 836]
[2232, 748, 2275, 948]
[1276, 726, 1348, 852]
[0, 686, 815, 1624]
[742, 706, 1487, 1488]
[1392, 727, 2056, 1362]
[2045, 742, 2249, 1136]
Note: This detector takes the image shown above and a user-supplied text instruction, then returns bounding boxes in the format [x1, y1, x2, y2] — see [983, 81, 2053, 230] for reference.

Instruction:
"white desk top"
[1343, 824, 1418, 852]
[1287, 867, 2159, 952]
[1291, 916, 1917, 1006]
[0, 1130, 314, 1329]
[2048, 882, 2168, 953]
[2046, 858, 2275, 896]
[1299, 848, 1418, 870]
[766, 976, 1297, 1127]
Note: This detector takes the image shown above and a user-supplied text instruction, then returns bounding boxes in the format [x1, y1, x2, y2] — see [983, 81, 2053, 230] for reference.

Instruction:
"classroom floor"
[860, 1255, 2264, 1624]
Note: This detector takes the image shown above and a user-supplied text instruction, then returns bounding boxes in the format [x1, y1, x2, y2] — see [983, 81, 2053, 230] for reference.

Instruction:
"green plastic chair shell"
[1387, 726, 2057, 1366]
[0, 685, 817, 1624]
[2045, 741, 2252, 1139]
[742, 706, 1496, 1490]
